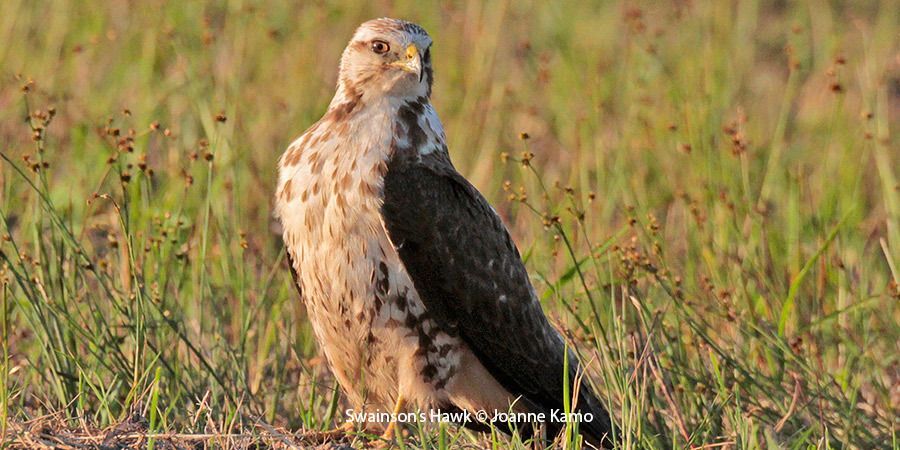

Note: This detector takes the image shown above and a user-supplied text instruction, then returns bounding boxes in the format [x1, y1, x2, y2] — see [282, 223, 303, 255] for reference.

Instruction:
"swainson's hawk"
[275, 18, 614, 447]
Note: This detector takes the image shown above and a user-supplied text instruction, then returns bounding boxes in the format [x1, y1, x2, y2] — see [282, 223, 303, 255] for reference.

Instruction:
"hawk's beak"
[392, 43, 423, 83]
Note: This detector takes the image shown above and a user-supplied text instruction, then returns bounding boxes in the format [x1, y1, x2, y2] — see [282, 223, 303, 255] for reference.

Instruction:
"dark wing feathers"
[381, 152, 613, 445]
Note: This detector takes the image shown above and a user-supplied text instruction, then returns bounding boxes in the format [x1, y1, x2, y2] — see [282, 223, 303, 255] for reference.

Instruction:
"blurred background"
[0, 1, 897, 448]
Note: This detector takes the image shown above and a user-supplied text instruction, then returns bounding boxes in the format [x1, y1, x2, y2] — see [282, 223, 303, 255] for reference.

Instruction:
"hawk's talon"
[380, 395, 408, 442]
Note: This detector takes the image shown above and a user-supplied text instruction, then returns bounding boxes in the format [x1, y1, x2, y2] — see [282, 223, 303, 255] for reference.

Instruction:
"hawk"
[275, 18, 614, 447]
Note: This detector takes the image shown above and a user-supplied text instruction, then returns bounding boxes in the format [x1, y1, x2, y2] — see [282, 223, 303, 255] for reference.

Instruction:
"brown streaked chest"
[275, 98, 462, 408]
[275, 106, 404, 401]
[276, 106, 395, 306]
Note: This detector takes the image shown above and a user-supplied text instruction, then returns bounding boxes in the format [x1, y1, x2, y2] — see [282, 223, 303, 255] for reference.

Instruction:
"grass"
[0, 0, 897, 448]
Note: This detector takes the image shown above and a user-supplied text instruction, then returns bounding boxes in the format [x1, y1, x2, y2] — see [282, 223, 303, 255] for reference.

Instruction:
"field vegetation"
[0, 0, 897, 448]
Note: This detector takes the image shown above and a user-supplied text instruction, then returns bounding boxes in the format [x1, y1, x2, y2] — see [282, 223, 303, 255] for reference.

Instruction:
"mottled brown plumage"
[275, 18, 614, 446]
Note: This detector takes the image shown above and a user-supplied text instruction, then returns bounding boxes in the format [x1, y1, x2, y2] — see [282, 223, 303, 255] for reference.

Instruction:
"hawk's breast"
[275, 100, 462, 412]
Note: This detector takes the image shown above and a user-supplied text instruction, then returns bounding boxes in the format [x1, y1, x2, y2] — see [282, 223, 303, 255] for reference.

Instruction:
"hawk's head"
[337, 18, 433, 101]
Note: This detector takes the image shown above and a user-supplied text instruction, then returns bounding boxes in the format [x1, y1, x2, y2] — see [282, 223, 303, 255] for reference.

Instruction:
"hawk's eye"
[371, 40, 390, 54]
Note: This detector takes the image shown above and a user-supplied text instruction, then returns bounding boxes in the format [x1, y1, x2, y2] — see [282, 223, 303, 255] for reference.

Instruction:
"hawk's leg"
[380, 395, 408, 441]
